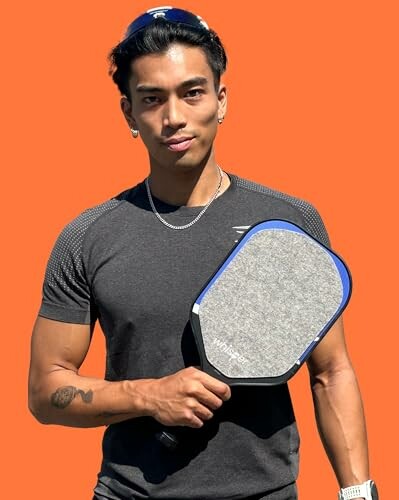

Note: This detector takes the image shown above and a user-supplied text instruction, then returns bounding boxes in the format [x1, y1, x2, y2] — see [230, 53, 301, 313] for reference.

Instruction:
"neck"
[147, 154, 230, 207]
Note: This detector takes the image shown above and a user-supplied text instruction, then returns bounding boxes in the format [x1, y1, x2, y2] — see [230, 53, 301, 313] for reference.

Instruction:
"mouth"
[163, 137, 195, 153]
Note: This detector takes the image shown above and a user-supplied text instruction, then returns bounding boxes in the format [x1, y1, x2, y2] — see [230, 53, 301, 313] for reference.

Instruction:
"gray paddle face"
[191, 221, 351, 384]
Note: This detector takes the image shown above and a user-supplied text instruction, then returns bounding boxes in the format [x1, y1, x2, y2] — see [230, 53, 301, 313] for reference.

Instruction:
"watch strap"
[339, 480, 372, 500]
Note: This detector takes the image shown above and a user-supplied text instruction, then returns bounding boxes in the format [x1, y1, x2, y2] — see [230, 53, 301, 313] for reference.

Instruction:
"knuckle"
[182, 409, 193, 422]
[186, 366, 197, 376]
[186, 398, 197, 410]
[187, 382, 202, 397]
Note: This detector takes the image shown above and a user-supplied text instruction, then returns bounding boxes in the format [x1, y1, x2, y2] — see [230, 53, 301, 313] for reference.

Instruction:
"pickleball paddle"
[157, 219, 351, 449]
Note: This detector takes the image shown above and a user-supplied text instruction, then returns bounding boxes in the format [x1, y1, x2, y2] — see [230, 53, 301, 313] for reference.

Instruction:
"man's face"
[122, 43, 227, 171]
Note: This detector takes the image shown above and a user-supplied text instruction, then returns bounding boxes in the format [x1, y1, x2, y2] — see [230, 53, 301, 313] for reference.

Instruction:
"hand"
[144, 367, 231, 428]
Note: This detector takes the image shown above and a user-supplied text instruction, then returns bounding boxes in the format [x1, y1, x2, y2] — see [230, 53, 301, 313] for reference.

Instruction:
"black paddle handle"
[156, 429, 180, 450]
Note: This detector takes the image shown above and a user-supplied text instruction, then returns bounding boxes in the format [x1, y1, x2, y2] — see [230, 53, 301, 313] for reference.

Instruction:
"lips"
[163, 137, 194, 152]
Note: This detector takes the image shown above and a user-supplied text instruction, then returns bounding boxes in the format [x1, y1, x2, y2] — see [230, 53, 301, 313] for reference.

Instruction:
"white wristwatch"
[338, 480, 379, 500]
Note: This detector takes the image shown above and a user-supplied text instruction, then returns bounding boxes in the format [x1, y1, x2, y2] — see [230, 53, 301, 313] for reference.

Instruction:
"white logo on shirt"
[232, 225, 251, 242]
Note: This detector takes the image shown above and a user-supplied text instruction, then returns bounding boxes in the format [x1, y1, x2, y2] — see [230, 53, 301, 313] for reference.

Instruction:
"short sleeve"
[38, 199, 121, 324]
[296, 202, 331, 248]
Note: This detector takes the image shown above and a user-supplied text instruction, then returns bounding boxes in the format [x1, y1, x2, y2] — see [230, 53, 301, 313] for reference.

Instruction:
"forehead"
[129, 44, 214, 90]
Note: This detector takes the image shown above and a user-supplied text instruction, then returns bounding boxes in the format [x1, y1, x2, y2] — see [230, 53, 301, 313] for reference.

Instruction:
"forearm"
[29, 368, 154, 428]
[29, 365, 231, 430]
[311, 365, 369, 488]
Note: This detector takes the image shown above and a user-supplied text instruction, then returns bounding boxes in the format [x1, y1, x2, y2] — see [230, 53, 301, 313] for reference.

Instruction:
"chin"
[151, 143, 212, 171]
[177, 156, 210, 172]
[156, 154, 204, 171]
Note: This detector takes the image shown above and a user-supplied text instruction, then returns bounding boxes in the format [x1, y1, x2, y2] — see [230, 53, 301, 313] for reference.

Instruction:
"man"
[28, 7, 376, 500]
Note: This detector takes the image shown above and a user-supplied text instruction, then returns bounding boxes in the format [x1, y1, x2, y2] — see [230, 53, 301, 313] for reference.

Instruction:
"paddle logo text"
[213, 338, 248, 364]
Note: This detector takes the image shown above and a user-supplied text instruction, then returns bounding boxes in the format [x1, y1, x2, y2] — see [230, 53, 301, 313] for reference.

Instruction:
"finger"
[198, 373, 231, 401]
[182, 367, 231, 401]
[196, 391, 224, 411]
[193, 403, 214, 422]
[184, 379, 227, 409]
[181, 411, 205, 429]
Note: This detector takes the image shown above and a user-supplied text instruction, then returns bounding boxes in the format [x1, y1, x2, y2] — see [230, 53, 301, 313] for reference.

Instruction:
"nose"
[162, 96, 187, 130]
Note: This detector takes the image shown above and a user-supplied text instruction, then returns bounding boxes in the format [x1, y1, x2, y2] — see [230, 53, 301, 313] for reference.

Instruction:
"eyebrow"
[136, 77, 209, 93]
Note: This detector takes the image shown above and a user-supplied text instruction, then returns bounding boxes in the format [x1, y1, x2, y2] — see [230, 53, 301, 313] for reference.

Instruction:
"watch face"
[370, 481, 379, 500]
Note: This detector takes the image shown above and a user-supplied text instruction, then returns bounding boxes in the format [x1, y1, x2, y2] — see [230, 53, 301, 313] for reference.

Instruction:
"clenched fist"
[143, 367, 231, 428]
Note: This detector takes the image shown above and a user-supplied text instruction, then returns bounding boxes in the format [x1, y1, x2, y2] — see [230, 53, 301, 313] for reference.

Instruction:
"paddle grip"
[156, 430, 179, 451]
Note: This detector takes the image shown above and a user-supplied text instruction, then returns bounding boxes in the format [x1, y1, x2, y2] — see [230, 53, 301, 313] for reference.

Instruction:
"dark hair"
[108, 19, 227, 101]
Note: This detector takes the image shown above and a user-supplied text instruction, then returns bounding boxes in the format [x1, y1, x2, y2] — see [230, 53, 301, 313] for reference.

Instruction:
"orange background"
[1, 0, 397, 498]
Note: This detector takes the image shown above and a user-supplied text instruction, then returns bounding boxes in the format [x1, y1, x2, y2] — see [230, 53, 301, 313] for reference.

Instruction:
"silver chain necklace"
[145, 166, 223, 230]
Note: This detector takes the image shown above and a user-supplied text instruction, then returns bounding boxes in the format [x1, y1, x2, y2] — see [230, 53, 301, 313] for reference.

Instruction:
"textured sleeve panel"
[39, 199, 121, 324]
[235, 177, 331, 247]
[296, 200, 331, 248]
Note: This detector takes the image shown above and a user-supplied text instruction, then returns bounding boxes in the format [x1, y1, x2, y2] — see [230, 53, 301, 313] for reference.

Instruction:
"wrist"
[122, 378, 157, 418]
[338, 480, 378, 500]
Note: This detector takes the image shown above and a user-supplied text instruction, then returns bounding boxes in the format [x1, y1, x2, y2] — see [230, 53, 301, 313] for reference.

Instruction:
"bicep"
[29, 317, 93, 378]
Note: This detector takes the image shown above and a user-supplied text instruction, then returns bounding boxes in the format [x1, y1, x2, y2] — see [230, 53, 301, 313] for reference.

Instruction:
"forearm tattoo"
[51, 386, 93, 409]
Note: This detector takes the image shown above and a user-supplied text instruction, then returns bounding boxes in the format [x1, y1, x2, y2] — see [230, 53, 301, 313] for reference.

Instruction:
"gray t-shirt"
[39, 173, 329, 500]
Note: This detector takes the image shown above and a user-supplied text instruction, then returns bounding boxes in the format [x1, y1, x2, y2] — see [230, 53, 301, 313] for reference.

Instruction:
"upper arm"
[306, 316, 353, 382]
[299, 203, 351, 379]
[29, 316, 93, 390]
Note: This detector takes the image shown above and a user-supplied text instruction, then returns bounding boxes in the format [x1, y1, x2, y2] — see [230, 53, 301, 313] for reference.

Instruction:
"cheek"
[192, 104, 219, 142]
[200, 120, 218, 144]
[134, 116, 162, 148]
[136, 112, 159, 133]
[197, 101, 219, 124]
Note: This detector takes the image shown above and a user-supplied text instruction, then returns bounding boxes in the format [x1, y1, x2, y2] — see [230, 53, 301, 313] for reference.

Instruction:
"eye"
[185, 88, 204, 99]
[142, 96, 161, 105]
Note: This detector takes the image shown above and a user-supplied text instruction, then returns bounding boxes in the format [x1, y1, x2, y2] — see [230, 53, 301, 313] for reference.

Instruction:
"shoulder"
[232, 175, 330, 247]
[54, 187, 133, 246]
[46, 187, 135, 271]
[40, 187, 139, 324]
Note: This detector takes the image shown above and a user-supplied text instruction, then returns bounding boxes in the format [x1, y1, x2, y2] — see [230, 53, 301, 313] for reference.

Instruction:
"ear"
[217, 83, 227, 121]
[120, 96, 138, 130]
